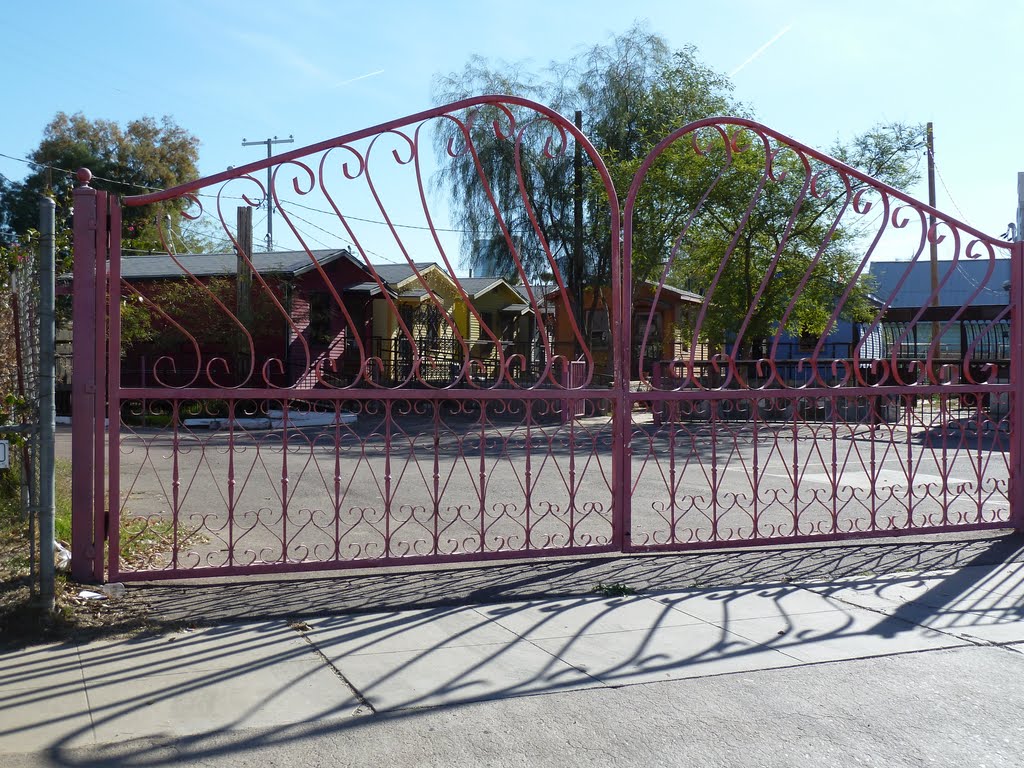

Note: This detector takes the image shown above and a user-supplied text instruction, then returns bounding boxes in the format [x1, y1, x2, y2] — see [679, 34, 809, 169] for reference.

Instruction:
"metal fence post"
[71, 170, 97, 581]
[92, 191, 109, 582]
[1011, 240, 1024, 531]
[614, 221, 630, 553]
[38, 196, 56, 608]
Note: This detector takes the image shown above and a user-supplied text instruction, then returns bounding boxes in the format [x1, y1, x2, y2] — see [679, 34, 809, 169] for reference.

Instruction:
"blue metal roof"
[868, 258, 1010, 308]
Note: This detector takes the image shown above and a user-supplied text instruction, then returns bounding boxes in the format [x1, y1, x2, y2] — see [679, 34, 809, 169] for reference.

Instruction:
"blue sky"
[2, 0, 1022, 259]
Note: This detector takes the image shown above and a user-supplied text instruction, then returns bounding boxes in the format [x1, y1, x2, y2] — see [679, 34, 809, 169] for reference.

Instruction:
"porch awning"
[500, 303, 553, 315]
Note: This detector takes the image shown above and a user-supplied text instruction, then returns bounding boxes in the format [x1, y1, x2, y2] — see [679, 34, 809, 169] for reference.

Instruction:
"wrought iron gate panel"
[73, 104, 1020, 581]
[623, 118, 1016, 550]
[105, 97, 622, 580]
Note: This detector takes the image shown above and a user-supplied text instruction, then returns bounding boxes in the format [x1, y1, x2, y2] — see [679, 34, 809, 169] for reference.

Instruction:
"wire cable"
[1, 148, 481, 236]
[282, 208, 404, 265]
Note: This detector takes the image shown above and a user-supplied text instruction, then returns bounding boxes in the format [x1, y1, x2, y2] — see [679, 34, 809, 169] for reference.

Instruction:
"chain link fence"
[3, 238, 44, 594]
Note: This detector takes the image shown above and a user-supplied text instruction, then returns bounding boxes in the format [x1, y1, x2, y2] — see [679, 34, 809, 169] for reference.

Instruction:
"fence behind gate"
[68, 98, 1022, 582]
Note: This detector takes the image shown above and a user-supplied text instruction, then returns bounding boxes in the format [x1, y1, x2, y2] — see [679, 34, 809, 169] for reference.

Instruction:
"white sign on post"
[0, 440, 8, 469]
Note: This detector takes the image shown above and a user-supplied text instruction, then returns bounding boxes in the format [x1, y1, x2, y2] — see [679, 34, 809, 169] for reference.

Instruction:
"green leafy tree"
[0, 112, 201, 255]
[652, 122, 923, 355]
[433, 25, 923, 356]
[0, 113, 218, 353]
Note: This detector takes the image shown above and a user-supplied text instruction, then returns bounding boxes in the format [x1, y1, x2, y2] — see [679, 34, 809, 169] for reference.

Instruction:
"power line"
[929, 149, 972, 225]
[283, 208, 404, 265]
[2, 148, 476, 236]
[0, 150, 166, 192]
[285, 198, 470, 234]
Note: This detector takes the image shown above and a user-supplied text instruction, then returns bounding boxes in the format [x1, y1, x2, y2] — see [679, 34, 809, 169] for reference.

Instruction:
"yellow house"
[458, 277, 547, 384]
[352, 262, 458, 384]
[355, 263, 545, 386]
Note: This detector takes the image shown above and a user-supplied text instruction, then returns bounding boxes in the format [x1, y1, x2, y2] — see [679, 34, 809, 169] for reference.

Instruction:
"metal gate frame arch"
[621, 116, 1024, 550]
[69, 101, 1024, 581]
[73, 95, 633, 581]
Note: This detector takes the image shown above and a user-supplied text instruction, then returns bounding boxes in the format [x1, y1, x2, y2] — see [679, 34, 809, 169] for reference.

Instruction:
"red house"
[119, 248, 382, 388]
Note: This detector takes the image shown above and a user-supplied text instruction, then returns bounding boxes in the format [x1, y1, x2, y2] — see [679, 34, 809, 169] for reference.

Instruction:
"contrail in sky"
[730, 24, 792, 77]
[334, 69, 385, 88]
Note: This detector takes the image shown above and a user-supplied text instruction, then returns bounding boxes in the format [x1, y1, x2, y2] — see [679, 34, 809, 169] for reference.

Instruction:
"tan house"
[357, 264, 546, 385]
[546, 281, 703, 382]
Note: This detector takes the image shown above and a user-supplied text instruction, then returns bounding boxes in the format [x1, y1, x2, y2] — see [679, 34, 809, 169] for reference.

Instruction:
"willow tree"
[433, 25, 922, 355]
[432, 25, 739, 294]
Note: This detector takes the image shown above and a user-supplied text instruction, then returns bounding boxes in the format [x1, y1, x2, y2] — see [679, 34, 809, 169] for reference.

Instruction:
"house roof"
[118, 248, 364, 280]
[398, 288, 432, 300]
[868, 258, 1010, 308]
[648, 281, 702, 304]
[458, 277, 506, 297]
[367, 262, 439, 286]
[512, 284, 557, 306]
[540, 281, 702, 304]
[458, 276, 539, 302]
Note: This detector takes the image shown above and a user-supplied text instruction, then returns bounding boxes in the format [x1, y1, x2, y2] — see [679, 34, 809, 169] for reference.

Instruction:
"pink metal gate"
[623, 118, 1020, 550]
[69, 99, 1022, 582]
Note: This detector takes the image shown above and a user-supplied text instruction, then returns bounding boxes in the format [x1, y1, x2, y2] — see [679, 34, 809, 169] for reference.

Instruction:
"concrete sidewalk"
[2, 556, 1024, 767]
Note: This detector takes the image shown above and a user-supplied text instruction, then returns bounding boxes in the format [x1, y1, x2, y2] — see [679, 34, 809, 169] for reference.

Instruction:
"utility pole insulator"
[241, 134, 295, 252]
[1016, 171, 1024, 243]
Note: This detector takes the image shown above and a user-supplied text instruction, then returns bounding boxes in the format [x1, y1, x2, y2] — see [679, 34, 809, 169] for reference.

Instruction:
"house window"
[798, 331, 818, 353]
[401, 303, 445, 349]
[590, 309, 609, 349]
[423, 305, 442, 346]
[479, 311, 498, 339]
[308, 292, 332, 345]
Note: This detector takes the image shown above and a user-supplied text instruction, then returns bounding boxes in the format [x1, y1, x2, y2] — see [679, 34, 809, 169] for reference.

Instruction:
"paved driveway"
[93, 398, 1010, 577]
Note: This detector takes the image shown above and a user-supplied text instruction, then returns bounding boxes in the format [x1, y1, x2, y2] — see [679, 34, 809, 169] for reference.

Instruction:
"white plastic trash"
[54, 541, 71, 571]
[102, 583, 126, 598]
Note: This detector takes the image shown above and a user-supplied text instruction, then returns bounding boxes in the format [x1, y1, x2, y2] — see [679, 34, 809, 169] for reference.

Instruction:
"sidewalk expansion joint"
[291, 626, 377, 715]
[74, 641, 99, 744]
[808, 590, 993, 649]
[467, 606, 615, 692]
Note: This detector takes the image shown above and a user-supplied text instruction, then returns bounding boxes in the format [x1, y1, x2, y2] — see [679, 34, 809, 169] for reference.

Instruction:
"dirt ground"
[0, 524, 170, 647]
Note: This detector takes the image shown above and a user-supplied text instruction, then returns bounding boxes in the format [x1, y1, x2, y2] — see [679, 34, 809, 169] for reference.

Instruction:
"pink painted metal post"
[106, 198, 122, 578]
[92, 191, 109, 582]
[612, 208, 629, 554]
[70, 170, 98, 581]
[1011, 241, 1024, 530]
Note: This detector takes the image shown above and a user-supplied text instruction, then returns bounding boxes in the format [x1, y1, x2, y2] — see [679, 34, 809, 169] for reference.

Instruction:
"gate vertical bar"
[70, 171, 97, 581]
[1010, 240, 1024, 530]
[107, 198, 122, 578]
[614, 201, 630, 551]
[92, 191, 109, 582]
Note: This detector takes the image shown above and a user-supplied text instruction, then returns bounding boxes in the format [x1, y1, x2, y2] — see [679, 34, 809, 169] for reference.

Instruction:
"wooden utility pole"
[236, 206, 253, 327]
[926, 122, 940, 351]
[573, 110, 585, 342]
[241, 135, 294, 251]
